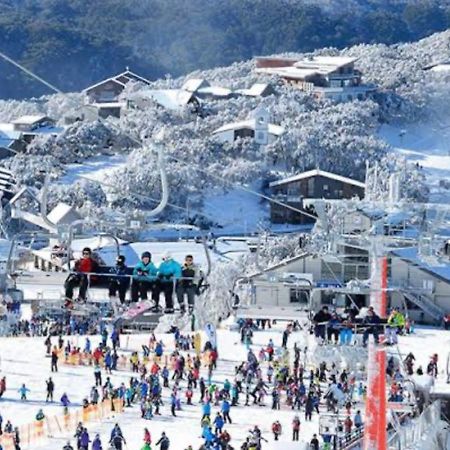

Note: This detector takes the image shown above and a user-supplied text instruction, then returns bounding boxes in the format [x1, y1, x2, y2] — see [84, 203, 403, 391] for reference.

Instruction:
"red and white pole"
[364, 251, 388, 450]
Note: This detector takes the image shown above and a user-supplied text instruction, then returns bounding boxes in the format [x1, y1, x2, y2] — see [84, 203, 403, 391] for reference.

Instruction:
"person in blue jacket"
[131, 252, 159, 306]
[213, 413, 224, 434]
[201, 400, 211, 422]
[92, 434, 102, 450]
[221, 399, 232, 424]
[157, 252, 182, 313]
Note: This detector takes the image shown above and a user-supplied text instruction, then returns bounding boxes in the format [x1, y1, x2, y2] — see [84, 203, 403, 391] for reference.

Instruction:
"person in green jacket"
[386, 308, 405, 345]
[131, 252, 159, 306]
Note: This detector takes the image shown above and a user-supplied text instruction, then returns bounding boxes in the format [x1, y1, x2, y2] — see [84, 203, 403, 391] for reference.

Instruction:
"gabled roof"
[213, 119, 285, 136]
[84, 69, 151, 93]
[135, 89, 194, 110]
[269, 169, 365, 188]
[236, 83, 274, 97]
[181, 78, 210, 93]
[47, 202, 81, 224]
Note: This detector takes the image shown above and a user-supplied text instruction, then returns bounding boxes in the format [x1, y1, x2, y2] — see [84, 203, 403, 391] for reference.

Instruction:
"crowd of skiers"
[64, 248, 204, 315]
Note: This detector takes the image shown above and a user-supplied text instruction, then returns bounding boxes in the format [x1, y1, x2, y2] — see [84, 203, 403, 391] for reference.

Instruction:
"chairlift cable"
[0, 49, 316, 221]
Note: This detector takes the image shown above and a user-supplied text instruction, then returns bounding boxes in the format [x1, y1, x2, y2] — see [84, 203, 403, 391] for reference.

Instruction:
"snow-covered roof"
[11, 115, 49, 125]
[236, 83, 273, 97]
[23, 125, 64, 135]
[93, 102, 127, 108]
[430, 63, 450, 73]
[84, 69, 151, 93]
[0, 138, 15, 149]
[213, 120, 285, 136]
[269, 169, 366, 188]
[137, 89, 194, 110]
[181, 78, 210, 92]
[256, 56, 358, 80]
[197, 86, 232, 97]
[392, 247, 450, 283]
[47, 202, 81, 225]
[256, 66, 318, 80]
[294, 56, 357, 69]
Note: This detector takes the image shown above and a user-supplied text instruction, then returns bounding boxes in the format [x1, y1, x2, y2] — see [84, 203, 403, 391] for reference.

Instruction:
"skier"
[36, 409, 45, 421]
[155, 432, 170, 450]
[108, 255, 130, 311]
[51, 347, 59, 372]
[110, 424, 126, 450]
[79, 428, 90, 450]
[61, 392, 70, 414]
[310, 434, 319, 450]
[46, 377, 55, 402]
[362, 307, 381, 346]
[157, 252, 182, 313]
[13, 427, 20, 450]
[143, 428, 152, 445]
[92, 434, 102, 450]
[176, 255, 201, 314]
[354, 410, 363, 429]
[62, 441, 74, 450]
[131, 252, 159, 306]
[271, 421, 282, 441]
[64, 247, 99, 307]
[292, 416, 300, 441]
[221, 398, 232, 424]
[18, 383, 30, 400]
[282, 324, 291, 348]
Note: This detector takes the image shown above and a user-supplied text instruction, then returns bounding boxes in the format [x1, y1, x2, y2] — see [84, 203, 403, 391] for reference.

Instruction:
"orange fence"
[0, 399, 124, 450]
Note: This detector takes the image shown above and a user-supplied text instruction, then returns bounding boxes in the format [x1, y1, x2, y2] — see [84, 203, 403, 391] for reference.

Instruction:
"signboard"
[316, 280, 343, 289]
[319, 414, 339, 435]
[204, 322, 217, 348]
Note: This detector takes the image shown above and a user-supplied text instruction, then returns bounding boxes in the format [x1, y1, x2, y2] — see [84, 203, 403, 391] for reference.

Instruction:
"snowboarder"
[51, 347, 59, 372]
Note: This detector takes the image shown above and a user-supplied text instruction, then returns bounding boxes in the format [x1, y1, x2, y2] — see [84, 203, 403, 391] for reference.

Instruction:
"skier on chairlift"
[64, 247, 98, 309]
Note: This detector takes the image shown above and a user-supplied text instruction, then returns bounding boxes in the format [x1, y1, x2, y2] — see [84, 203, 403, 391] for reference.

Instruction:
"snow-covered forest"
[2, 30, 450, 228]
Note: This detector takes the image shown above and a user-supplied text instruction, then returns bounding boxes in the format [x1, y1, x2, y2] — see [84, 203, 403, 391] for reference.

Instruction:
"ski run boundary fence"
[0, 398, 124, 450]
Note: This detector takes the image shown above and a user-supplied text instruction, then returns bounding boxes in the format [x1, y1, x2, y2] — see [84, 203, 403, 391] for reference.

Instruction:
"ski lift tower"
[305, 168, 450, 450]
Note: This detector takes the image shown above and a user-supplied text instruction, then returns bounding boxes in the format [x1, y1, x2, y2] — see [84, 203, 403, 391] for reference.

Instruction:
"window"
[323, 184, 328, 191]
[308, 178, 315, 197]
[290, 288, 309, 305]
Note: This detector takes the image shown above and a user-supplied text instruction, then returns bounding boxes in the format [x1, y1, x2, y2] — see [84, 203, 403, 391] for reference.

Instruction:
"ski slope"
[0, 325, 449, 450]
[379, 123, 450, 203]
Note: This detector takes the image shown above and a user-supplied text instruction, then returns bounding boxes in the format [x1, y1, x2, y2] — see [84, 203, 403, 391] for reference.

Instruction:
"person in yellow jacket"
[386, 308, 405, 345]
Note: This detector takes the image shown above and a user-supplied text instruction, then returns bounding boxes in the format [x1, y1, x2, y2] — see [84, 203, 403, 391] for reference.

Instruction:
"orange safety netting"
[0, 398, 124, 450]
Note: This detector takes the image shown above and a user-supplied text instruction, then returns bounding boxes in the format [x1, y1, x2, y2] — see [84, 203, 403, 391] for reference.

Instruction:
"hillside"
[1, 31, 450, 235]
[1, 0, 450, 99]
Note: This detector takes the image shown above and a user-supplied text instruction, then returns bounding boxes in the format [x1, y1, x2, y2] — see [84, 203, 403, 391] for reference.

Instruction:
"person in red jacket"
[272, 421, 282, 441]
[344, 416, 353, 436]
[292, 416, 300, 441]
[64, 247, 99, 306]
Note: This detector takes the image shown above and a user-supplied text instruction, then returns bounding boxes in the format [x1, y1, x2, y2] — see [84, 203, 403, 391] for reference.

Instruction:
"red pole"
[363, 254, 388, 450]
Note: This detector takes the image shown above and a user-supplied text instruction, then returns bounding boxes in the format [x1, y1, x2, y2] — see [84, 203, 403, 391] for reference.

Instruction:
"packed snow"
[0, 323, 448, 450]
